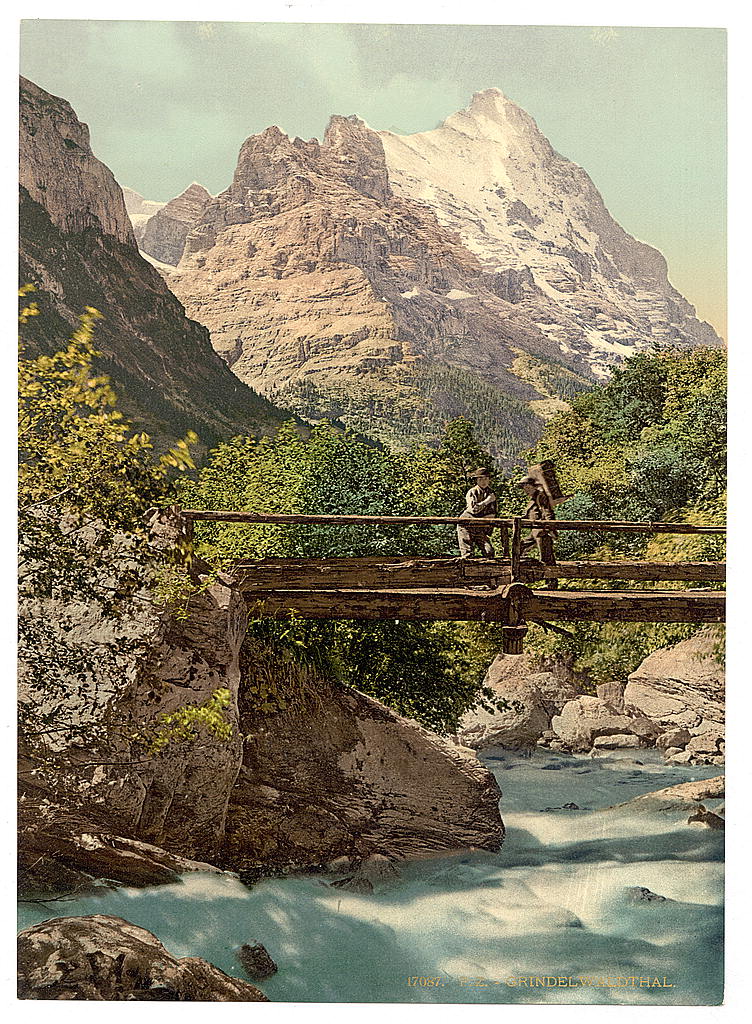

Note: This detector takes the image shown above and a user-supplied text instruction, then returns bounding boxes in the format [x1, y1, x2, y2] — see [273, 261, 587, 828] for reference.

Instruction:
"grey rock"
[327, 855, 354, 875]
[686, 727, 725, 755]
[458, 654, 578, 750]
[687, 805, 725, 830]
[236, 942, 278, 981]
[667, 750, 695, 765]
[596, 680, 625, 709]
[330, 876, 374, 894]
[19, 511, 246, 875]
[657, 728, 692, 750]
[141, 183, 212, 266]
[551, 696, 638, 752]
[358, 853, 401, 884]
[627, 716, 663, 741]
[592, 733, 641, 749]
[223, 669, 503, 870]
[626, 886, 674, 903]
[606, 775, 724, 815]
[20, 77, 135, 245]
[17, 915, 266, 1000]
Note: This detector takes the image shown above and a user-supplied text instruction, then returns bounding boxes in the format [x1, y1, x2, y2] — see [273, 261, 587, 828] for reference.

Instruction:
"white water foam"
[18, 749, 724, 1004]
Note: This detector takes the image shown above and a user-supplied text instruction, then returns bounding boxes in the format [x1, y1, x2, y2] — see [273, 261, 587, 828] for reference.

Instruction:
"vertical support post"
[500, 581, 529, 655]
[511, 517, 522, 582]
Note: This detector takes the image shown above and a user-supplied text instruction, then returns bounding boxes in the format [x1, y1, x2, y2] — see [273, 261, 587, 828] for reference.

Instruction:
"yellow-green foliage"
[144, 688, 234, 755]
[19, 288, 198, 525]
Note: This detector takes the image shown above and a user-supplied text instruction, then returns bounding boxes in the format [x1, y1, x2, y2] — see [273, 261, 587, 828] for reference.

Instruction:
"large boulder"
[605, 775, 724, 815]
[222, 669, 504, 870]
[592, 733, 641, 749]
[624, 629, 724, 732]
[550, 696, 638, 752]
[596, 680, 625, 710]
[656, 727, 692, 750]
[457, 653, 578, 750]
[17, 915, 266, 1000]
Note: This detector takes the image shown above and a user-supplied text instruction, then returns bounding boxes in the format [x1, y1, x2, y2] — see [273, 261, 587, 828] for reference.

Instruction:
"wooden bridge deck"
[182, 510, 725, 651]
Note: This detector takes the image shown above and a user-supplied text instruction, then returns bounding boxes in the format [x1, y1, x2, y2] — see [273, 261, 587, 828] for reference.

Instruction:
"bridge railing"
[179, 510, 725, 584]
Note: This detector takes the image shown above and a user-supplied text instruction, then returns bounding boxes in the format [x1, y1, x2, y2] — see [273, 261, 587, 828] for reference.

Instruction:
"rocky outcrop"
[123, 187, 165, 245]
[19, 510, 503, 891]
[20, 77, 135, 245]
[19, 76, 288, 454]
[624, 629, 724, 764]
[18, 808, 228, 895]
[17, 915, 267, 1000]
[236, 942, 278, 981]
[624, 629, 724, 730]
[456, 653, 578, 749]
[607, 775, 724, 815]
[550, 696, 638, 752]
[141, 183, 211, 266]
[18, 511, 246, 888]
[221, 668, 503, 870]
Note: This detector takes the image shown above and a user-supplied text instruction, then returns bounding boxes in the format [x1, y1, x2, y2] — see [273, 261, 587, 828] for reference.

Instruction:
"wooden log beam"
[232, 556, 513, 590]
[539, 560, 726, 583]
[181, 510, 725, 535]
[242, 586, 724, 624]
[526, 589, 725, 624]
[244, 588, 513, 622]
[230, 556, 726, 590]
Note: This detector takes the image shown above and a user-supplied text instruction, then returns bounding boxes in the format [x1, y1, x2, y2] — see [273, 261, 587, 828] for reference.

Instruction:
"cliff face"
[153, 91, 720, 461]
[378, 88, 719, 370]
[20, 77, 135, 246]
[122, 187, 165, 246]
[19, 76, 289, 452]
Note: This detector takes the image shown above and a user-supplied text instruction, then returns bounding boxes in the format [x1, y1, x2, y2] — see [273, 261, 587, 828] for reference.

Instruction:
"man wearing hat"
[457, 467, 505, 558]
[518, 475, 558, 586]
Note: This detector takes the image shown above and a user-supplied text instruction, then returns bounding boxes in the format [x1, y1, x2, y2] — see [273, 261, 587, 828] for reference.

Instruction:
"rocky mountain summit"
[379, 89, 718, 376]
[140, 182, 212, 266]
[137, 89, 720, 460]
[19, 77, 288, 452]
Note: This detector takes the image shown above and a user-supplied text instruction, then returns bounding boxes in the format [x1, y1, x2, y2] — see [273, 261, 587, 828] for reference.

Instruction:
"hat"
[467, 466, 492, 479]
[517, 475, 537, 486]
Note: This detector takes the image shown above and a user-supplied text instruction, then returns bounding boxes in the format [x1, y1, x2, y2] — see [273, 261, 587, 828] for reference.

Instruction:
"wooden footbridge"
[179, 511, 725, 654]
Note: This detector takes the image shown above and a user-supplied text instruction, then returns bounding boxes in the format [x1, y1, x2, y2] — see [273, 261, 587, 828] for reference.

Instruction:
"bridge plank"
[243, 587, 724, 624]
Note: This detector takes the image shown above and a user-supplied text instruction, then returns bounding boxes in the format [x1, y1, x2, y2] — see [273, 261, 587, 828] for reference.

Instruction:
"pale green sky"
[20, 21, 727, 338]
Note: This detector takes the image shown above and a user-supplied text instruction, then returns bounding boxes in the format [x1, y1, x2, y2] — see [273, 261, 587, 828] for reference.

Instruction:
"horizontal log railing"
[181, 510, 726, 535]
